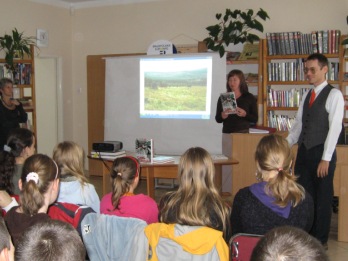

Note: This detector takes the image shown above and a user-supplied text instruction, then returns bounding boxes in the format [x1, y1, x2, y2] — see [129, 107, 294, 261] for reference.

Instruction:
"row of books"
[267, 111, 295, 131]
[266, 30, 341, 56]
[267, 87, 310, 108]
[268, 60, 339, 82]
[0, 63, 32, 85]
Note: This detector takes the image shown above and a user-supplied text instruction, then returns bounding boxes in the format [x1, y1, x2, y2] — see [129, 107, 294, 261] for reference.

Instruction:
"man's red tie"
[309, 90, 316, 107]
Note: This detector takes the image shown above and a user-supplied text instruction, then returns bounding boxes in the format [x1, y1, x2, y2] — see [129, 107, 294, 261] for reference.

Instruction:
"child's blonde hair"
[255, 134, 305, 207]
[52, 141, 87, 185]
[110, 156, 139, 210]
[20, 154, 60, 215]
[160, 147, 230, 239]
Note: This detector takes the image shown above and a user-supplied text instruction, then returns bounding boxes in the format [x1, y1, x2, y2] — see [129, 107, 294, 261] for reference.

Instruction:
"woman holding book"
[215, 69, 258, 133]
[215, 69, 258, 192]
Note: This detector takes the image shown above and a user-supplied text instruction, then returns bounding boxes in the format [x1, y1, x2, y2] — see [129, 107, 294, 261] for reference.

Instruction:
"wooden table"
[97, 156, 238, 198]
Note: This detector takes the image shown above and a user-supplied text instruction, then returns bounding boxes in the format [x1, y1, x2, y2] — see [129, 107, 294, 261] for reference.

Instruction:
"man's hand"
[317, 160, 329, 178]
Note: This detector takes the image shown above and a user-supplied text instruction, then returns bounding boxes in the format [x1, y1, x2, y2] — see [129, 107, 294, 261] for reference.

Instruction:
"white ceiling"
[29, 0, 166, 9]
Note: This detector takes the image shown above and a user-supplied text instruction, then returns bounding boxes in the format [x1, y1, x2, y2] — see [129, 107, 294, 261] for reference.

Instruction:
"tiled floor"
[89, 175, 348, 260]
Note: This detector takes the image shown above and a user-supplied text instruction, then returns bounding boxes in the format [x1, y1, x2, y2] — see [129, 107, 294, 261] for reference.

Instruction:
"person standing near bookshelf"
[287, 53, 344, 249]
[215, 69, 258, 192]
[0, 78, 28, 150]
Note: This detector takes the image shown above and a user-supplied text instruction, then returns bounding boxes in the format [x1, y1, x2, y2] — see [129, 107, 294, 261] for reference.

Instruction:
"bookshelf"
[225, 41, 263, 124]
[261, 32, 344, 131]
[339, 35, 348, 124]
[0, 45, 36, 140]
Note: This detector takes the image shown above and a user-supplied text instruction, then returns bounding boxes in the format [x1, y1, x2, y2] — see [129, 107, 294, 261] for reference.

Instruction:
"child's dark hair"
[0, 128, 34, 194]
[20, 154, 60, 215]
[15, 219, 86, 261]
[110, 156, 139, 210]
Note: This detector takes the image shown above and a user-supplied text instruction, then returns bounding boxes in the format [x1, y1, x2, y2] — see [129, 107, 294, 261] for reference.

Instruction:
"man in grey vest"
[287, 53, 344, 249]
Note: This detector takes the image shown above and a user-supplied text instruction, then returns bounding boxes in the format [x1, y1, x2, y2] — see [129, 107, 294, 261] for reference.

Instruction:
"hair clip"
[52, 160, 59, 180]
[26, 172, 39, 184]
[3, 145, 11, 152]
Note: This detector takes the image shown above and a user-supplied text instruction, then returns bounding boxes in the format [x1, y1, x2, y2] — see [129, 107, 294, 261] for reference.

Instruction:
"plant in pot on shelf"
[0, 28, 38, 79]
[204, 8, 270, 57]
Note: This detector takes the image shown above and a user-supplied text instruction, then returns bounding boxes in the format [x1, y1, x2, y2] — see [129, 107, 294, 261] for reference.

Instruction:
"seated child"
[53, 141, 100, 212]
[251, 226, 329, 261]
[4, 154, 60, 246]
[15, 219, 86, 261]
[159, 147, 231, 241]
[0, 216, 14, 261]
[230, 134, 314, 236]
[100, 156, 158, 224]
[0, 128, 35, 212]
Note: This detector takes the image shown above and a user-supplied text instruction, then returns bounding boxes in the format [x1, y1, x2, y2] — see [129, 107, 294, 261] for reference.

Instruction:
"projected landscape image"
[144, 69, 207, 111]
[140, 56, 212, 119]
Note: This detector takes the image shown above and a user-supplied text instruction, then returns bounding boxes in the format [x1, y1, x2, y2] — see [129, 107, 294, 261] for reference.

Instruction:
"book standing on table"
[135, 138, 153, 163]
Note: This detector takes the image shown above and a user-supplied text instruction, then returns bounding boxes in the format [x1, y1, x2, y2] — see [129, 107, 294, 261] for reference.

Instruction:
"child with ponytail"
[5, 154, 60, 246]
[230, 134, 314, 235]
[0, 128, 35, 212]
[100, 156, 158, 224]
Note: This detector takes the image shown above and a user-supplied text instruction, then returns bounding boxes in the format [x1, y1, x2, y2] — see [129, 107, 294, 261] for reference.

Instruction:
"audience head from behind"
[159, 147, 231, 240]
[52, 141, 88, 185]
[110, 156, 140, 209]
[251, 226, 329, 261]
[19, 154, 60, 216]
[0, 128, 35, 195]
[255, 134, 305, 207]
[15, 219, 86, 261]
[0, 217, 14, 261]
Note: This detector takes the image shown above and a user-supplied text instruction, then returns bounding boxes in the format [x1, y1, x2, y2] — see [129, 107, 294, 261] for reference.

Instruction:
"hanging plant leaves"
[204, 8, 270, 57]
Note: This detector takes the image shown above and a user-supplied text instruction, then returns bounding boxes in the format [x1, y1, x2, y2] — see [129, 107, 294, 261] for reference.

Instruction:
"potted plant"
[0, 28, 37, 75]
[204, 8, 270, 57]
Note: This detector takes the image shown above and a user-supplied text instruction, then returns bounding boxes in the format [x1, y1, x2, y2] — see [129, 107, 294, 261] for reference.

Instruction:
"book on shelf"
[266, 30, 341, 55]
[238, 43, 259, 60]
[267, 111, 295, 131]
[135, 138, 153, 163]
[245, 73, 258, 84]
[266, 33, 273, 55]
[226, 52, 241, 64]
[220, 92, 237, 114]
